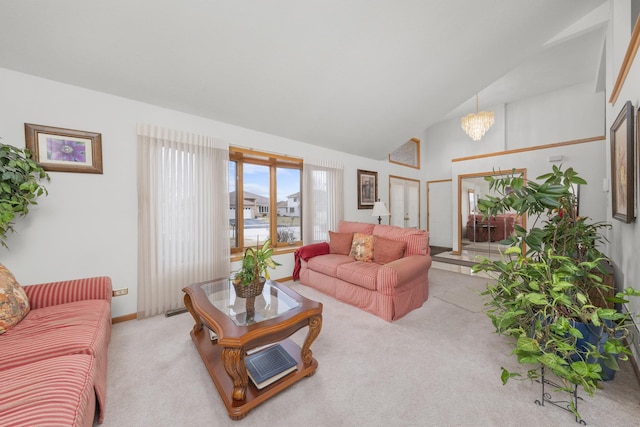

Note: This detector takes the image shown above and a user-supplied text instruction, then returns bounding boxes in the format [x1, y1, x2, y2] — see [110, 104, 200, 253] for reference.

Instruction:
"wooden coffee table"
[182, 279, 322, 420]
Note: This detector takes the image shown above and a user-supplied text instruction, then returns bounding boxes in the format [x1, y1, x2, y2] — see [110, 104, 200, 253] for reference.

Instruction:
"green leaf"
[500, 367, 521, 385]
[504, 246, 521, 255]
[516, 336, 540, 352]
[525, 293, 547, 305]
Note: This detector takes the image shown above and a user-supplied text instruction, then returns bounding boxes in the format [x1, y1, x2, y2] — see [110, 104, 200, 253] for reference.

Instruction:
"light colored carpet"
[101, 269, 640, 426]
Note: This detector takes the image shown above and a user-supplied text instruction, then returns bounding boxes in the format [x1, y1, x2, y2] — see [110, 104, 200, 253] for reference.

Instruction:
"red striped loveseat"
[296, 221, 432, 321]
[0, 275, 112, 427]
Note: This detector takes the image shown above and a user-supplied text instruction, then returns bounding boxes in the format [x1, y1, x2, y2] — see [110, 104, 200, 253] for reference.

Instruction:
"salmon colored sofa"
[296, 221, 432, 321]
[0, 275, 112, 427]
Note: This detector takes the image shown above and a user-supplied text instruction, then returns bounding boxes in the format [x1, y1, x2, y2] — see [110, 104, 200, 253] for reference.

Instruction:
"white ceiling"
[0, 0, 608, 160]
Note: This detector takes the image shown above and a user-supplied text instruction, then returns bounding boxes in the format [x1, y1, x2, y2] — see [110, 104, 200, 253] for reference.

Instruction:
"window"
[229, 147, 302, 253]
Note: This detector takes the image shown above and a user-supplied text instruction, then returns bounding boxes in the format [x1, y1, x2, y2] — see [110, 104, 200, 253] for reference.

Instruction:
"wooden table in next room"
[182, 279, 323, 420]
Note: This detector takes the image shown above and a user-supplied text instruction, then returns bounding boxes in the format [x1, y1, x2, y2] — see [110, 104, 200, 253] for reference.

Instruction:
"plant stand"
[535, 366, 586, 425]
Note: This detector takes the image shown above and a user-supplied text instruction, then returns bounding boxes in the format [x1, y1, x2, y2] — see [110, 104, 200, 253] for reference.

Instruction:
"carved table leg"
[222, 347, 248, 401]
[183, 293, 202, 334]
[301, 315, 322, 366]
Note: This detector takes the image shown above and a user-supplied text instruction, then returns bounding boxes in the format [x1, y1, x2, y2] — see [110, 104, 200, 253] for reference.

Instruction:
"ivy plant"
[472, 165, 639, 420]
[0, 142, 50, 247]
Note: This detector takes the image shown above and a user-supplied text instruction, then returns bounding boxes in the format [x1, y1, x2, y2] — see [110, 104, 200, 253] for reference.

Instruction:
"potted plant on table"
[0, 142, 49, 248]
[232, 239, 281, 299]
[472, 165, 639, 422]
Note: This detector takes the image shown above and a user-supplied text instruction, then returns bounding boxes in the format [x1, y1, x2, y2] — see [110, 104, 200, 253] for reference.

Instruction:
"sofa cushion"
[373, 236, 407, 264]
[349, 232, 374, 262]
[307, 254, 354, 277]
[336, 261, 381, 290]
[329, 231, 353, 255]
[0, 299, 111, 371]
[373, 224, 429, 256]
[0, 263, 30, 335]
[0, 354, 96, 427]
[337, 220, 375, 235]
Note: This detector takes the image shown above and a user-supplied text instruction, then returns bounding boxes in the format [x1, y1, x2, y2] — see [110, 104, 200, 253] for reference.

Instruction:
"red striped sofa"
[297, 221, 432, 321]
[0, 276, 112, 427]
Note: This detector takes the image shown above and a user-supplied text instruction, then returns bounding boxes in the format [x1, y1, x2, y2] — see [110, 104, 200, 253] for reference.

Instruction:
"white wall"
[605, 0, 640, 353]
[506, 84, 605, 149]
[420, 82, 606, 251]
[451, 140, 608, 251]
[0, 67, 424, 318]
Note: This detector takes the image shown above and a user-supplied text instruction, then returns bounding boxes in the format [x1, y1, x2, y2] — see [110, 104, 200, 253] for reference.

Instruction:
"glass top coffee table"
[183, 278, 322, 420]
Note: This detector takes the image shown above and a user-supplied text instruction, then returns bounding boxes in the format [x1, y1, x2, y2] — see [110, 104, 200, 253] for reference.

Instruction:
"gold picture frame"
[610, 101, 634, 223]
[25, 123, 103, 174]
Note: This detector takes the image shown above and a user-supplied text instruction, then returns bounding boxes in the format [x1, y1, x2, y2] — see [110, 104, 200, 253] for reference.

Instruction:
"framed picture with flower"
[24, 123, 103, 174]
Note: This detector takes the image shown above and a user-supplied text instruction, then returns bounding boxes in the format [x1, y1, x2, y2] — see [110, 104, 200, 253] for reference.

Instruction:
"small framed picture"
[357, 169, 377, 209]
[24, 123, 103, 174]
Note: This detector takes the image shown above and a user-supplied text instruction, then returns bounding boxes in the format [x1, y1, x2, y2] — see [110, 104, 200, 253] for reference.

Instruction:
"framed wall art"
[609, 101, 634, 223]
[24, 123, 103, 174]
[357, 169, 377, 209]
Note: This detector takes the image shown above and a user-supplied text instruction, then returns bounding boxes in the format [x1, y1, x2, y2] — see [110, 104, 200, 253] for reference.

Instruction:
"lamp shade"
[371, 201, 390, 217]
[372, 200, 390, 224]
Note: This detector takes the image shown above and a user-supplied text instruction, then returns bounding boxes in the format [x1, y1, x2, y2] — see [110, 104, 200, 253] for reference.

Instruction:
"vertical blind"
[302, 159, 344, 243]
[137, 124, 230, 318]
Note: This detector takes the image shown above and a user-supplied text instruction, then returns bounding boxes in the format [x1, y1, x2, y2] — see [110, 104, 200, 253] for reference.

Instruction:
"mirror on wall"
[456, 169, 527, 257]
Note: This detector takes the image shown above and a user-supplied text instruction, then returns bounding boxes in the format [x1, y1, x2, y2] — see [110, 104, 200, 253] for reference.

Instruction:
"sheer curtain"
[302, 159, 344, 243]
[137, 124, 230, 318]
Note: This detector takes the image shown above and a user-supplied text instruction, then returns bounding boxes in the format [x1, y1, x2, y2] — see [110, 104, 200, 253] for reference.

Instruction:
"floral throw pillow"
[0, 263, 30, 334]
[349, 232, 374, 262]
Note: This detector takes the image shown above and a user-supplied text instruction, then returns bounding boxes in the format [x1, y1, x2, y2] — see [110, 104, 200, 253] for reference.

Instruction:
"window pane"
[276, 167, 301, 244]
[243, 163, 270, 248]
[229, 160, 238, 249]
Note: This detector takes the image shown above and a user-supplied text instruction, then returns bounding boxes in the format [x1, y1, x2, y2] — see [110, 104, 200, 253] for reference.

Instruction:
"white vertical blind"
[302, 159, 344, 243]
[137, 124, 230, 318]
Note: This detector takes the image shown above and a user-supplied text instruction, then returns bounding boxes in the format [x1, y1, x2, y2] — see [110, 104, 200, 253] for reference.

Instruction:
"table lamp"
[371, 199, 390, 224]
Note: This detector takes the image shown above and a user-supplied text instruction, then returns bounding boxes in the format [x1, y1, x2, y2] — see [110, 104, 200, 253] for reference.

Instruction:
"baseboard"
[110, 278, 294, 324]
[112, 313, 137, 324]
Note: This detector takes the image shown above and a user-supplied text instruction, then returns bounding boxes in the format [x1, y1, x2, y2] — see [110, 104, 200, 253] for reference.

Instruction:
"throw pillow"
[329, 231, 354, 255]
[373, 236, 407, 264]
[349, 232, 374, 262]
[0, 263, 30, 334]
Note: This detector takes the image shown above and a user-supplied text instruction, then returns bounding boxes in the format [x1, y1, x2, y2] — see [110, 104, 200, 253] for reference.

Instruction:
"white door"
[389, 176, 420, 228]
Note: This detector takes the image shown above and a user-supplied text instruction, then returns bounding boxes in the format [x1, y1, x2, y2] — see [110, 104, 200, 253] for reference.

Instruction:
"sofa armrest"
[23, 276, 113, 310]
[377, 255, 431, 295]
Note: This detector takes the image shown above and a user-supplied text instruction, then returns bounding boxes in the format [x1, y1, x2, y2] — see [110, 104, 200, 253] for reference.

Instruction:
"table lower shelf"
[190, 328, 318, 420]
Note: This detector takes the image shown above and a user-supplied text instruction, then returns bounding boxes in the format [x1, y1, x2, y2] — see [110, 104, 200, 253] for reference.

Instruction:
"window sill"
[230, 245, 300, 262]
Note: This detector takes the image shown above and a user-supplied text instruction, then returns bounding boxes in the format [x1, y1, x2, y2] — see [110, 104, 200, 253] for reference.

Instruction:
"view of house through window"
[229, 148, 302, 253]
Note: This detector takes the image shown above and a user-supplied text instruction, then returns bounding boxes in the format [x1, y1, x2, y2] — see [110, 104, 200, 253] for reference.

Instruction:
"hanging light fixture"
[461, 94, 494, 141]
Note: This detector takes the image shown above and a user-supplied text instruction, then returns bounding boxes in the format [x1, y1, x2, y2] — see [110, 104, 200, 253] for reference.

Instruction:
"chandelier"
[461, 94, 494, 141]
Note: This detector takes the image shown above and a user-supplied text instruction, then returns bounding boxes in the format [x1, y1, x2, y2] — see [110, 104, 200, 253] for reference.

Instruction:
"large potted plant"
[0, 142, 49, 248]
[472, 165, 639, 422]
[232, 239, 281, 298]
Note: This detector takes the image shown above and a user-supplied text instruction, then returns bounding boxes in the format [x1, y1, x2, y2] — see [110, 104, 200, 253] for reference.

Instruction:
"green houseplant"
[472, 165, 639, 421]
[232, 239, 281, 298]
[0, 142, 49, 248]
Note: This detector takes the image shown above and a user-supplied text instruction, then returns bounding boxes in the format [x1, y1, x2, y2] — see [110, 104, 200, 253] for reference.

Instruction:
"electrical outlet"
[112, 288, 128, 297]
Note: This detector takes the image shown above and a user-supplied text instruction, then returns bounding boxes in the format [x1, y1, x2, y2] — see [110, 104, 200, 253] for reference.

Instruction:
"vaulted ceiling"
[0, 0, 608, 159]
